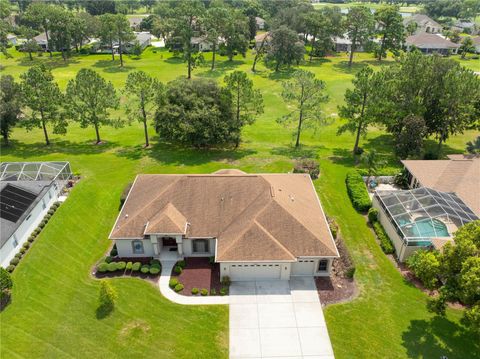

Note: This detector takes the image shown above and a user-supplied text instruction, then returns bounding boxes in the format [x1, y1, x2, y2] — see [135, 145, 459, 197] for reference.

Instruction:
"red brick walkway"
[171, 257, 222, 296]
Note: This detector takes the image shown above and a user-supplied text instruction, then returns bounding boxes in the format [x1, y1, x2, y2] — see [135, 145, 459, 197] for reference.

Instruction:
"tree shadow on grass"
[266, 67, 297, 81]
[329, 148, 357, 168]
[96, 303, 114, 320]
[197, 59, 245, 78]
[92, 59, 133, 72]
[115, 141, 257, 166]
[402, 316, 480, 359]
[164, 56, 184, 64]
[302, 58, 332, 68]
[423, 138, 465, 159]
[0, 139, 119, 158]
[16, 56, 81, 69]
[270, 144, 324, 159]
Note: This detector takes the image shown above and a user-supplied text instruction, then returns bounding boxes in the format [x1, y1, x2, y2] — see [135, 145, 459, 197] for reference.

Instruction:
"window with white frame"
[318, 259, 328, 272]
[132, 240, 144, 254]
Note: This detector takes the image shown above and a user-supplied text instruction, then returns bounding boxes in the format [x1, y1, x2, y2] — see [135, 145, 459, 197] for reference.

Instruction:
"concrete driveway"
[229, 278, 335, 359]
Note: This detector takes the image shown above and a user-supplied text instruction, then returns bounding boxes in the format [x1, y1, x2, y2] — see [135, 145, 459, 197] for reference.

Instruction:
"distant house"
[453, 20, 477, 34]
[128, 15, 149, 31]
[405, 33, 460, 55]
[403, 14, 442, 34]
[0, 162, 72, 268]
[254, 32, 271, 49]
[332, 35, 379, 52]
[91, 32, 152, 54]
[33, 33, 49, 51]
[190, 36, 214, 52]
[473, 36, 480, 53]
[255, 16, 266, 30]
[7, 34, 17, 45]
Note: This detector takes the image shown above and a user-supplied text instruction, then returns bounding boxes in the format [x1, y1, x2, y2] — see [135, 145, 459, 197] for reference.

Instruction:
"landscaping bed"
[169, 257, 225, 296]
[94, 255, 161, 282]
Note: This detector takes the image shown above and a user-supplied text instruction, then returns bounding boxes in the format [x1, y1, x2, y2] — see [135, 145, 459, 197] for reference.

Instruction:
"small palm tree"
[459, 37, 475, 59]
[466, 136, 480, 155]
[362, 150, 386, 183]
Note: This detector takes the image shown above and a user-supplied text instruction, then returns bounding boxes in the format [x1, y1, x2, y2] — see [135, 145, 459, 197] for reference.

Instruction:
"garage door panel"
[292, 260, 315, 276]
[230, 263, 281, 281]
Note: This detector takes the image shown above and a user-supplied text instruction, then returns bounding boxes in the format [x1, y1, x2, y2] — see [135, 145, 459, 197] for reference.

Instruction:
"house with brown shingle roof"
[405, 33, 460, 55]
[109, 170, 339, 281]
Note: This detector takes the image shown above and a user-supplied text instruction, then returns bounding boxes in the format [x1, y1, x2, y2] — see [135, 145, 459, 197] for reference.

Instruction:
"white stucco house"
[109, 169, 339, 281]
[0, 162, 72, 268]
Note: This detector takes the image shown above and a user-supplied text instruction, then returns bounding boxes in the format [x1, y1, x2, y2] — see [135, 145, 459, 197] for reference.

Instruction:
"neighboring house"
[472, 36, 480, 53]
[254, 32, 271, 49]
[0, 162, 72, 268]
[109, 169, 339, 282]
[332, 35, 379, 52]
[33, 32, 49, 51]
[372, 155, 479, 261]
[7, 34, 17, 45]
[453, 20, 477, 34]
[91, 32, 152, 54]
[405, 33, 460, 55]
[403, 14, 442, 34]
[255, 16, 266, 30]
[190, 36, 214, 52]
[128, 15, 149, 31]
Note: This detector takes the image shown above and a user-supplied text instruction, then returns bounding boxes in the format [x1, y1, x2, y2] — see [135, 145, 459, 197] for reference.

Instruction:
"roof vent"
[289, 194, 295, 202]
[125, 214, 129, 218]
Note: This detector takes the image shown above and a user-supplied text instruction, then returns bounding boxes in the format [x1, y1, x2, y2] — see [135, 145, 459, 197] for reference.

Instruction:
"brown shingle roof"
[405, 33, 460, 49]
[110, 172, 338, 261]
[402, 155, 480, 216]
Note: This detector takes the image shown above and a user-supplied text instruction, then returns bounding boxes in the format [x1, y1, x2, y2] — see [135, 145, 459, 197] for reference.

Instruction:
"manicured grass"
[1, 47, 478, 358]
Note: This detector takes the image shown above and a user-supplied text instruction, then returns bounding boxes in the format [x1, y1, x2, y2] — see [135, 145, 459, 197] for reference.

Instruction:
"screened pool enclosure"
[374, 187, 478, 247]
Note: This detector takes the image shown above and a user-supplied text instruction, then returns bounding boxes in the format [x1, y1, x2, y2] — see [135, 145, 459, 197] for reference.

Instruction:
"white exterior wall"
[1, 186, 57, 268]
[292, 258, 332, 277]
[115, 239, 154, 257]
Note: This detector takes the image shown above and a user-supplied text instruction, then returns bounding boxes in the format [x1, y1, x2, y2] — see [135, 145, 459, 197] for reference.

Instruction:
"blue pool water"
[412, 217, 449, 237]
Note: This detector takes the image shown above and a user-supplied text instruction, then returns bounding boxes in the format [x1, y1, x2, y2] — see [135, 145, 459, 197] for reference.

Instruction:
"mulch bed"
[171, 257, 222, 296]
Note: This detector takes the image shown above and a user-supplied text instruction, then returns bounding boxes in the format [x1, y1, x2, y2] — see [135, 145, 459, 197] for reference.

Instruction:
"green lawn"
[1, 48, 478, 358]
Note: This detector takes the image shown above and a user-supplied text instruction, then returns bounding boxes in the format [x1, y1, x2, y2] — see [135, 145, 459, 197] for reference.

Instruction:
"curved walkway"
[158, 260, 229, 305]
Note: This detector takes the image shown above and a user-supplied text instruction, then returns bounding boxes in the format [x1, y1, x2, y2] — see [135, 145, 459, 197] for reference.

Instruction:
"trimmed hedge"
[126, 262, 133, 271]
[149, 267, 160, 275]
[177, 260, 186, 269]
[9, 258, 19, 266]
[346, 171, 371, 212]
[174, 283, 184, 292]
[368, 208, 378, 223]
[14, 253, 22, 259]
[116, 261, 126, 271]
[174, 265, 182, 274]
[150, 259, 161, 267]
[169, 278, 179, 288]
[191, 287, 199, 295]
[107, 262, 118, 272]
[97, 262, 109, 273]
[373, 221, 395, 254]
[132, 262, 141, 271]
[6, 265, 15, 273]
[200, 288, 208, 296]
[140, 265, 150, 274]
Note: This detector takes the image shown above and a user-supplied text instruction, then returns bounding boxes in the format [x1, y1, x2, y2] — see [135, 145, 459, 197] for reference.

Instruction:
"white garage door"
[291, 259, 315, 276]
[230, 263, 281, 281]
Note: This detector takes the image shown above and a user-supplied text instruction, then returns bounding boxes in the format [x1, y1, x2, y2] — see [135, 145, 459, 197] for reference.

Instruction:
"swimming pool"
[413, 217, 450, 237]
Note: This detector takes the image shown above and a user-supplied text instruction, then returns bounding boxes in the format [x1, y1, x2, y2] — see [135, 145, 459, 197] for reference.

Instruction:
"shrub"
[200, 288, 208, 296]
[346, 171, 371, 212]
[38, 221, 45, 229]
[97, 262, 109, 273]
[177, 260, 186, 269]
[28, 235, 35, 243]
[19, 248, 26, 254]
[219, 287, 228, 296]
[105, 256, 113, 264]
[174, 283, 184, 292]
[174, 265, 182, 274]
[109, 247, 118, 257]
[345, 266, 356, 279]
[44, 214, 51, 220]
[9, 258, 19, 266]
[150, 259, 161, 267]
[140, 265, 150, 274]
[406, 250, 441, 290]
[191, 287, 199, 295]
[293, 159, 320, 179]
[423, 150, 439, 160]
[132, 262, 141, 271]
[169, 278, 179, 288]
[126, 262, 133, 271]
[221, 276, 231, 286]
[120, 182, 133, 206]
[150, 263, 161, 271]
[33, 228, 40, 236]
[368, 208, 379, 223]
[47, 209, 55, 215]
[210, 288, 217, 296]
[107, 262, 118, 272]
[14, 253, 22, 259]
[372, 221, 395, 254]
[116, 261, 126, 271]
[328, 220, 338, 239]
[22, 242, 30, 249]
[98, 280, 116, 312]
[354, 147, 364, 156]
[209, 256, 215, 265]
[0, 267, 13, 292]
[6, 265, 15, 273]
[149, 266, 160, 275]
